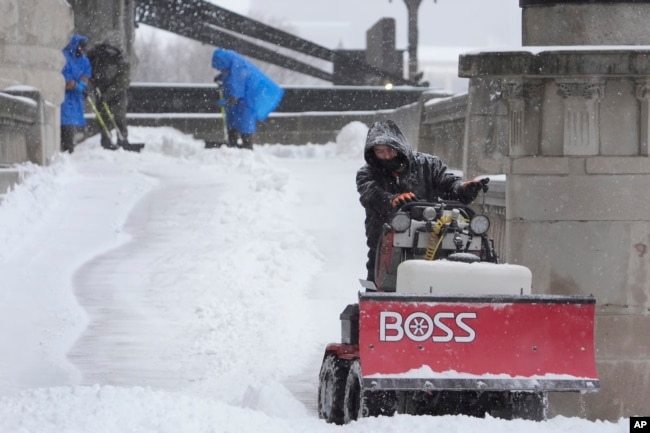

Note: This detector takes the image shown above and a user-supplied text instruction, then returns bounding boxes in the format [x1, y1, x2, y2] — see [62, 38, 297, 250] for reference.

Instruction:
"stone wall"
[460, 48, 650, 421]
[418, 93, 467, 170]
[0, 0, 74, 191]
[0, 0, 72, 105]
[522, 1, 650, 46]
[67, 0, 136, 61]
[123, 100, 425, 149]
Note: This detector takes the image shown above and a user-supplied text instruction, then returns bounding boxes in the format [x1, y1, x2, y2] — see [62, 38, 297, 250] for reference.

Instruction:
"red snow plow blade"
[358, 292, 599, 392]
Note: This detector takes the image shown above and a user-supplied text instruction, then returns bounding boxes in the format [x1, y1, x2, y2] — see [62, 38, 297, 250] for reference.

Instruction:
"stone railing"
[119, 84, 449, 148]
[0, 91, 36, 164]
[473, 177, 506, 262]
[418, 93, 468, 169]
[417, 92, 508, 261]
[0, 88, 58, 197]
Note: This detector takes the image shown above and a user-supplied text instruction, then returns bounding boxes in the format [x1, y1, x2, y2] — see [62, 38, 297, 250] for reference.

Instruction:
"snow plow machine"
[318, 199, 599, 424]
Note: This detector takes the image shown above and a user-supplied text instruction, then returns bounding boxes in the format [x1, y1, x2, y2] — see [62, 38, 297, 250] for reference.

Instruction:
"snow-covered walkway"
[0, 126, 626, 432]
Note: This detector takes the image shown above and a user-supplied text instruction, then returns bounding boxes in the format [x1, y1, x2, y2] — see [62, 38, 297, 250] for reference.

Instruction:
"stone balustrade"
[0, 90, 36, 165]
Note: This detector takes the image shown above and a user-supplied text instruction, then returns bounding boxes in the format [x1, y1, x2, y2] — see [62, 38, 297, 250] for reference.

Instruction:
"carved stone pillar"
[635, 80, 650, 156]
[499, 79, 543, 156]
[556, 80, 605, 156]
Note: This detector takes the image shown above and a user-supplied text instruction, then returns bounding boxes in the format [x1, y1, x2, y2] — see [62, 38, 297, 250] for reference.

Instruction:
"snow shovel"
[87, 92, 121, 151]
[87, 94, 120, 150]
[94, 88, 145, 153]
[205, 74, 229, 149]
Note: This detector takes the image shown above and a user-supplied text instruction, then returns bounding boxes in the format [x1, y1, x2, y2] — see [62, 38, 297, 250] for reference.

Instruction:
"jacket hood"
[212, 48, 236, 71]
[63, 33, 88, 57]
[363, 120, 414, 169]
[87, 43, 125, 66]
[97, 31, 124, 51]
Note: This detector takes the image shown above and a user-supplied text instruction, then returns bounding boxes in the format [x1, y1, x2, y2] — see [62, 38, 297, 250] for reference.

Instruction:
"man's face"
[76, 41, 87, 58]
[374, 145, 397, 160]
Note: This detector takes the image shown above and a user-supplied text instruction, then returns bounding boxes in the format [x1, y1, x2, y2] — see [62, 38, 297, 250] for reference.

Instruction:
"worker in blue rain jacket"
[212, 48, 284, 150]
[60, 33, 92, 153]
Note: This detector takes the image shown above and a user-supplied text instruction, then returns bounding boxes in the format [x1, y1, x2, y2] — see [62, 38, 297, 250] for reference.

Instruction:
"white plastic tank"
[396, 260, 532, 295]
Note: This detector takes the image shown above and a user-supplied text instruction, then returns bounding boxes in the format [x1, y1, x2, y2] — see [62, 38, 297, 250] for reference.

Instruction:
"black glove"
[460, 177, 490, 203]
[391, 192, 417, 208]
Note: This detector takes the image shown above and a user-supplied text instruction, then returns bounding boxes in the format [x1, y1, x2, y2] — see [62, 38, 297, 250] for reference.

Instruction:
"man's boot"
[61, 125, 75, 153]
[241, 134, 253, 150]
[227, 128, 239, 147]
[101, 133, 118, 150]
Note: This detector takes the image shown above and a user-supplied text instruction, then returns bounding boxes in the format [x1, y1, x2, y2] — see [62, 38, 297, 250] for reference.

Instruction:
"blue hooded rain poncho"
[61, 33, 92, 126]
[211, 48, 284, 134]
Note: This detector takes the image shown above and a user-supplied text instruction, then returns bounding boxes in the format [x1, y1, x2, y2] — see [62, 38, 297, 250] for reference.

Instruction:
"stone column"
[366, 18, 402, 83]
[556, 79, 605, 156]
[403, 0, 423, 81]
[0, 0, 73, 105]
[513, 3, 650, 418]
[0, 0, 73, 166]
[459, 47, 650, 421]
[68, 0, 134, 56]
[635, 80, 650, 156]
[499, 79, 543, 157]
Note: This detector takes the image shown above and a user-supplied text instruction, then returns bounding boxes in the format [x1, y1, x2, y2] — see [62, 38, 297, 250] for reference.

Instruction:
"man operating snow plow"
[317, 199, 599, 424]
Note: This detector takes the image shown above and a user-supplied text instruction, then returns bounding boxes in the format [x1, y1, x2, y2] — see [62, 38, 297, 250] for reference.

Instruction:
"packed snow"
[0, 123, 627, 432]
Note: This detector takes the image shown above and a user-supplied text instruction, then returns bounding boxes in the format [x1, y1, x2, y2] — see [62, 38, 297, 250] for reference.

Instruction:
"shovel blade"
[205, 140, 229, 148]
[121, 142, 145, 153]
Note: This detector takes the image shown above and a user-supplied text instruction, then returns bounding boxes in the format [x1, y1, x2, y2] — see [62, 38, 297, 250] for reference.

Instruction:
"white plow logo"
[379, 311, 477, 343]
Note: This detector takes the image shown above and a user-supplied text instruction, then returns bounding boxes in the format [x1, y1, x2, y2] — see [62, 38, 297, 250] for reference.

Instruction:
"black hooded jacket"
[87, 44, 130, 102]
[356, 120, 464, 276]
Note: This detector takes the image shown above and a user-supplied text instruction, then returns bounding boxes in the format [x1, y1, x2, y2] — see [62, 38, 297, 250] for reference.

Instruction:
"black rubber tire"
[343, 360, 363, 423]
[343, 359, 397, 423]
[317, 354, 350, 425]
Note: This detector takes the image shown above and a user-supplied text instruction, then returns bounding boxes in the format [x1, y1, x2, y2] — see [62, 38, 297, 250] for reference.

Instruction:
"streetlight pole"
[389, 0, 433, 82]
[403, 0, 423, 81]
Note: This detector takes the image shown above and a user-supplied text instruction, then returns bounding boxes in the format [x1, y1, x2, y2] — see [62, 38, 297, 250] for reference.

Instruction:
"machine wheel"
[317, 354, 351, 424]
[343, 359, 397, 423]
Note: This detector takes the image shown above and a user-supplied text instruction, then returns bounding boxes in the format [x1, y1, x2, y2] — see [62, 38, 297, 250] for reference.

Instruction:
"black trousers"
[365, 220, 385, 282]
[61, 125, 76, 153]
[227, 128, 253, 150]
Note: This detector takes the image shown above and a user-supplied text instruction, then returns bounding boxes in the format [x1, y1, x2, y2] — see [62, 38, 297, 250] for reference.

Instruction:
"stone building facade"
[0, 0, 73, 167]
[458, 0, 650, 421]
